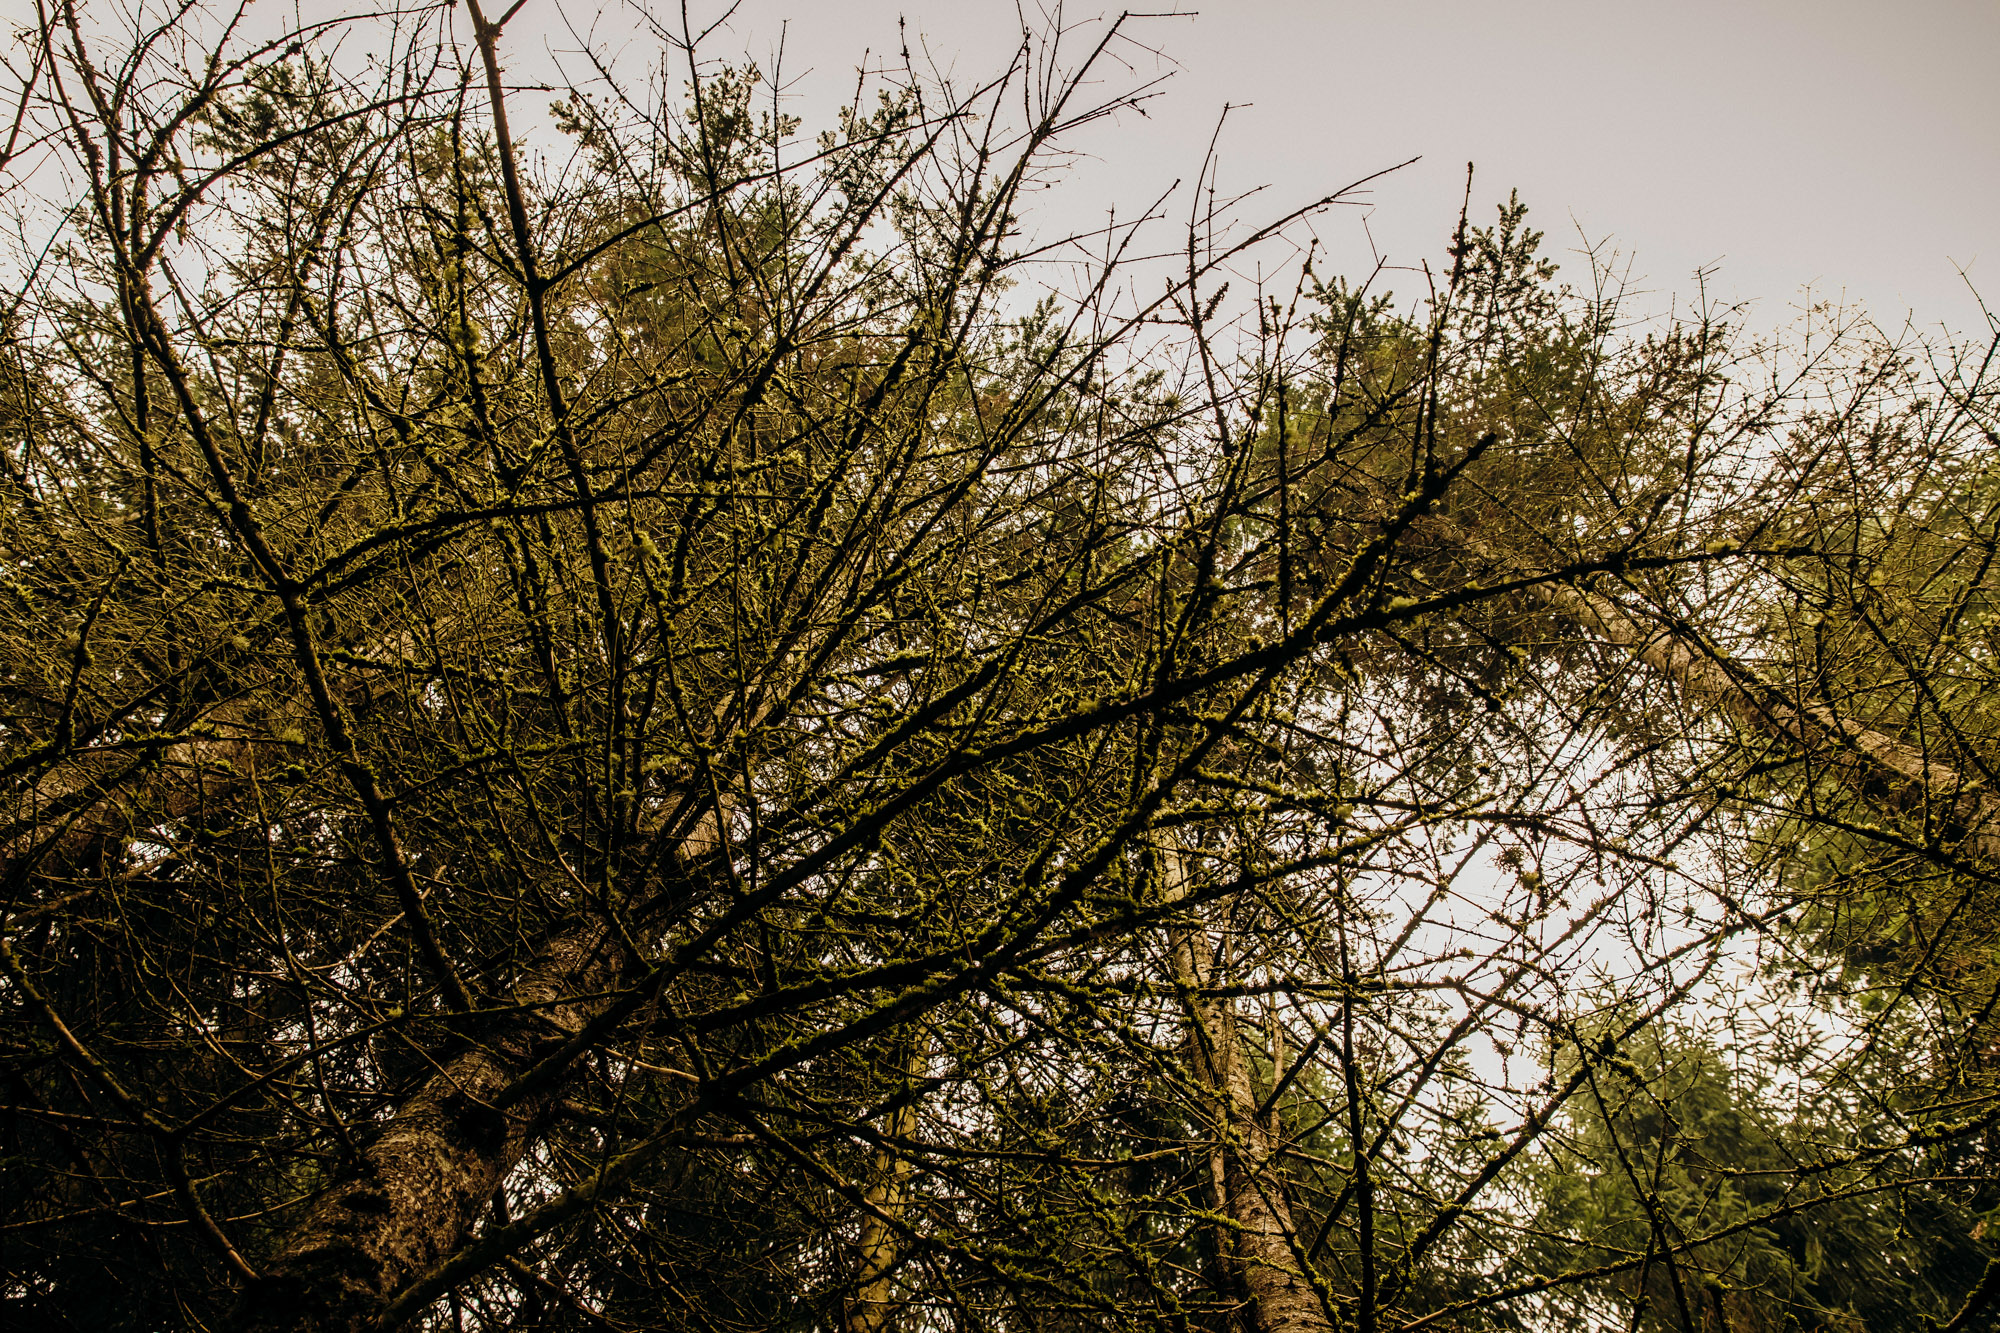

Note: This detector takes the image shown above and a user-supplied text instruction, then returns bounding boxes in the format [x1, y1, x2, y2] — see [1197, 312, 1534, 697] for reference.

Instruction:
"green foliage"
[4, 6, 2000, 1333]
[1534, 1018, 1995, 1331]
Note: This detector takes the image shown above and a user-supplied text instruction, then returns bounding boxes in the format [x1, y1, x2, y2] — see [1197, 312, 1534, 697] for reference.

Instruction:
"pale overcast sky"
[525, 0, 1998, 336]
[14, 1, 1991, 333]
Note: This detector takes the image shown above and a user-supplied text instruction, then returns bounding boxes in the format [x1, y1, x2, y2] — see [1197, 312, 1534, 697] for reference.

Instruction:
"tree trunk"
[1164, 844, 1334, 1333]
[1426, 514, 2000, 862]
[845, 1041, 927, 1333]
[229, 798, 727, 1333]
[228, 920, 622, 1333]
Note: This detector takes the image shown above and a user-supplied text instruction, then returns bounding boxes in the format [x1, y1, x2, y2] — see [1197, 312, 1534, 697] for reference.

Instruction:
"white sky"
[11, 1, 1988, 331]
[525, 0, 1999, 336]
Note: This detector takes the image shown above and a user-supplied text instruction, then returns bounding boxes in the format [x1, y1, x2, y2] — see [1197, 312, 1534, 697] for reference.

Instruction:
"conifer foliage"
[3, 6, 1999, 1331]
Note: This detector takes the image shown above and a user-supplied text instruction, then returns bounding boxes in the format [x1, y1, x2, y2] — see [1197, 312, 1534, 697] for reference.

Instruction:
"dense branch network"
[2, 6, 1999, 1333]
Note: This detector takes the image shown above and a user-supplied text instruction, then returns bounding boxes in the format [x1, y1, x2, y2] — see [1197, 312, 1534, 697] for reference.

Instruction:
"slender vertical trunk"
[845, 1041, 927, 1333]
[1163, 843, 1334, 1333]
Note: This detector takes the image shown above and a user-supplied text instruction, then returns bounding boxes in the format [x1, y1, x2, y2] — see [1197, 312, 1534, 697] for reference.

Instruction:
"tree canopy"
[3, 6, 1999, 1332]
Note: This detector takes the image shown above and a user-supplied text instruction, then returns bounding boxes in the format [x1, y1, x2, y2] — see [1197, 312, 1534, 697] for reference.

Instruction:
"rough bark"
[1164, 844, 1335, 1333]
[1425, 514, 2000, 863]
[227, 799, 726, 1333]
[845, 1042, 926, 1333]
[0, 663, 665, 1333]
[228, 921, 624, 1333]
[1, 696, 274, 874]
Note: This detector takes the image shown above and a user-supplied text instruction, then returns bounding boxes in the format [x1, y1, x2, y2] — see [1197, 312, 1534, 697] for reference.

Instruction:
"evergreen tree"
[3, 6, 1998, 1332]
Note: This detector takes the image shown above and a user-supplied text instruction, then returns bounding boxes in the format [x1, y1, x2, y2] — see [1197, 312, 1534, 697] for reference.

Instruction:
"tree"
[6, 5, 2000, 1333]
[1376, 204, 2000, 1331]
[1530, 1011, 1995, 1332]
